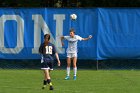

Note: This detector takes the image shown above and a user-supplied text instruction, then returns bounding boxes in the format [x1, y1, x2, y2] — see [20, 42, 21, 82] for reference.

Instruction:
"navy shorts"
[41, 58, 53, 70]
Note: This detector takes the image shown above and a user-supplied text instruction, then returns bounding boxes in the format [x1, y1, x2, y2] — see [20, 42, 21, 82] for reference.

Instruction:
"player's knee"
[67, 64, 71, 67]
[73, 64, 77, 68]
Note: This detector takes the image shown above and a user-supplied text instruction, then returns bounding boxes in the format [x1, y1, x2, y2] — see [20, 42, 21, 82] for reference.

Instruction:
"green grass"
[0, 69, 140, 93]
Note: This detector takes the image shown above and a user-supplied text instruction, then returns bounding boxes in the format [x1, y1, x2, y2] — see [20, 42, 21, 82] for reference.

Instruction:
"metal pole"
[96, 60, 99, 70]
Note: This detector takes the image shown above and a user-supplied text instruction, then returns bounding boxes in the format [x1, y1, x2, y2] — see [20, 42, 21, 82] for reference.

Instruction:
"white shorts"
[67, 53, 77, 58]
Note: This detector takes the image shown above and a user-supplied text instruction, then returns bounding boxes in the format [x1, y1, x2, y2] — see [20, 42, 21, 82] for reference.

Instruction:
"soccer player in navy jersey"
[39, 34, 61, 90]
[61, 28, 92, 80]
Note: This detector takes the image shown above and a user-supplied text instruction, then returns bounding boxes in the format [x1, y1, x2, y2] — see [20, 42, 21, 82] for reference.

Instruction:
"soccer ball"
[70, 14, 77, 20]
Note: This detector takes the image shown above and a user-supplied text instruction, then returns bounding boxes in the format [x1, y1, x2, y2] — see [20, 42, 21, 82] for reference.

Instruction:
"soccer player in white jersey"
[61, 28, 92, 80]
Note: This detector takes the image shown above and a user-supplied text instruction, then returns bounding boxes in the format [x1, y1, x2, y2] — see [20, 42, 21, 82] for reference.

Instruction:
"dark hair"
[70, 28, 75, 33]
[44, 34, 50, 40]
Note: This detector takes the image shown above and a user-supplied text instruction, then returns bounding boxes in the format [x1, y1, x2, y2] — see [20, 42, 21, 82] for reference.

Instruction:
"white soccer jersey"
[64, 35, 83, 53]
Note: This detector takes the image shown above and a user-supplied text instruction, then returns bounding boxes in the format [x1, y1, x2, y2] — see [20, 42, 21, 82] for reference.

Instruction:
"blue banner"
[0, 8, 96, 59]
[1, 8, 140, 60]
[97, 8, 140, 59]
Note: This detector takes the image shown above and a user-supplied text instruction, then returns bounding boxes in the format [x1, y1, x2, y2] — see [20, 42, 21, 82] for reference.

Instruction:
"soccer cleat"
[73, 76, 76, 80]
[65, 76, 70, 80]
[42, 85, 46, 89]
[49, 86, 54, 90]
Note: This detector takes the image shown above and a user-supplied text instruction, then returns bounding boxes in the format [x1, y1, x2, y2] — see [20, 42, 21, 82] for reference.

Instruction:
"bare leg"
[44, 69, 50, 80]
[67, 57, 71, 67]
[42, 69, 53, 90]
[42, 69, 50, 89]
[73, 57, 77, 68]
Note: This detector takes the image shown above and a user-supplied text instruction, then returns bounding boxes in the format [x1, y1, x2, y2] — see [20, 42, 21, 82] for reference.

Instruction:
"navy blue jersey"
[39, 42, 56, 61]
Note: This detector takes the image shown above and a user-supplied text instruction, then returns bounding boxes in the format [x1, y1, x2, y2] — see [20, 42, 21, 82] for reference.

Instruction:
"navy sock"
[43, 80, 47, 85]
[47, 79, 52, 86]
[47, 79, 51, 84]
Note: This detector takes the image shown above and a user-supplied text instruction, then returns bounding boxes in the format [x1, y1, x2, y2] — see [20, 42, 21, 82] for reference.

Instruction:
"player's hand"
[57, 60, 61, 66]
[62, 42, 64, 46]
[88, 35, 92, 39]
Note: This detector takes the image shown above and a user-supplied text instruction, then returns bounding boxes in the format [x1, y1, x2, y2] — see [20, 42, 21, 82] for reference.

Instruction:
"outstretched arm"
[82, 35, 92, 41]
[55, 53, 61, 66]
[61, 36, 65, 46]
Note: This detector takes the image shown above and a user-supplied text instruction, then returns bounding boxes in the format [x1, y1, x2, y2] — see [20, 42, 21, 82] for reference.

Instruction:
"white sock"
[66, 67, 70, 76]
[73, 67, 77, 76]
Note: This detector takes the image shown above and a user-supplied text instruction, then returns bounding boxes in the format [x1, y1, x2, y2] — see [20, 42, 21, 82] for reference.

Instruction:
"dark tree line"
[0, 0, 140, 7]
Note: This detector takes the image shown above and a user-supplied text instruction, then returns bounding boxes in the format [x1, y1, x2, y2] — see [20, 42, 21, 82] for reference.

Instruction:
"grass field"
[0, 69, 140, 93]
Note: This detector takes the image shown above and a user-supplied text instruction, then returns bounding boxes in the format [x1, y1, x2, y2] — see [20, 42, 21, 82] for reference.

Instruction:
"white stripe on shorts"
[41, 67, 53, 70]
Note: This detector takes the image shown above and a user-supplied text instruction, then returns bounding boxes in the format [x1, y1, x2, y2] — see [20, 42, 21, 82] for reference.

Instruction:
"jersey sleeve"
[76, 35, 83, 41]
[64, 36, 69, 40]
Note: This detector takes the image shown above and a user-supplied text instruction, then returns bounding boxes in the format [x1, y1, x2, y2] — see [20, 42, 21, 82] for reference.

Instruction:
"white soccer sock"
[66, 67, 70, 76]
[73, 67, 77, 76]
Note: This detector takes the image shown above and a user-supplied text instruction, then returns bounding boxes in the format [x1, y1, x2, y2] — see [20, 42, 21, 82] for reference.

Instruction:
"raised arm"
[82, 35, 92, 41]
